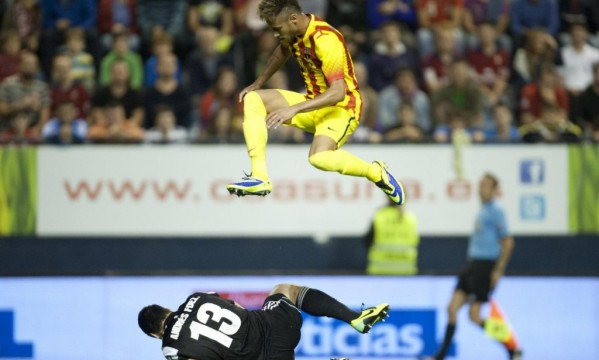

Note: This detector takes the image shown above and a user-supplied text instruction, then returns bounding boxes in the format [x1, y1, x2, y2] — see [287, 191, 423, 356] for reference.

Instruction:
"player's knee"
[269, 283, 300, 304]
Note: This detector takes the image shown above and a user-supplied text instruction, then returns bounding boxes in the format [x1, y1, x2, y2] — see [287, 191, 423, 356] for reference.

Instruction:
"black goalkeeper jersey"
[161, 292, 267, 360]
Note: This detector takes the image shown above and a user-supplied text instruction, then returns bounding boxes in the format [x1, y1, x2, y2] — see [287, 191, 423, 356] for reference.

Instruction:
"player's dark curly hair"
[138, 304, 170, 337]
[258, 0, 302, 22]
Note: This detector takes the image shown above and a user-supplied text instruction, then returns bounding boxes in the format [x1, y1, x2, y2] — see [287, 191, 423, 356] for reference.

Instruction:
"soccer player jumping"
[226, 0, 405, 206]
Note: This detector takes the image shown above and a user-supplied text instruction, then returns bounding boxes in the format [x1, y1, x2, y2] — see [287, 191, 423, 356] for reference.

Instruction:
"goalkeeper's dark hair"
[258, 0, 302, 22]
[138, 304, 170, 337]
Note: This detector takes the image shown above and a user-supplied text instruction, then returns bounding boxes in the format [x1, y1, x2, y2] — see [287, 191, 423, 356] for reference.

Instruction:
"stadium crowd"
[0, 0, 598, 145]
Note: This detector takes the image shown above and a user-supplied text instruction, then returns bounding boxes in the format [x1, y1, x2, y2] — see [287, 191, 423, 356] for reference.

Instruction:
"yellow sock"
[309, 150, 382, 182]
[242, 91, 268, 179]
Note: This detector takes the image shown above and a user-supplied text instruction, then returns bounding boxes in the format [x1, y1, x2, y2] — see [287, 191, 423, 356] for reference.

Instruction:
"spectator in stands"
[196, 106, 243, 143]
[298, 0, 328, 18]
[422, 25, 461, 93]
[237, 26, 272, 89]
[88, 100, 144, 143]
[137, 0, 187, 55]
[368, 21, 419, 92]
[39, 0, 98, 77]
[579, 62, 599, 142]
[366, 0, 417, 31]
[100, 31, 143, 89]
[42, 99, 87, 144]
[337, 24, 370, 66]
[187, 0, 235, 53]
[234, 0, 267, 32]
[198, 66, 241, 138]
[510, 0, 559, 43]
[378, 67, 431, 134]
[144, 53, 191, 129]
[0, 51, 50, 134]
[90, 59, 144, 133]
[519, 64, 569, 125]
[63, 27, 96, 92]
[462, 0, 511, 52]
[0, 110, 40, 144]
[351, 61, 380, 143]
[519, 105, 582, 143]
[415, 0, 465, 59]
[466, 21, 510, 129]
[144, 104, 188, 144]
[184, 26, 233, 96]
[0, 30, 22, 84]
[383, 102, 425, 143]
[484, 103, 521, 143]
[144, 33, 182, 87]
[97, 0, 140, 52]
[558, 0, 599, 47]
[433, 110, 485, 143]
[2, 0, 42, 52]
[511, 27, 562, 96]
[328, 0, 370, 32]
[559, 22, 599, 125]
[50, 54, 90, 119]
[432, 60, 484, 128]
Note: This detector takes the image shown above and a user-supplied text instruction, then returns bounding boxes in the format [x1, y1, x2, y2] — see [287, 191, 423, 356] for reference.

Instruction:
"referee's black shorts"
[455, 260, 496, 302]
[261, 293, 303, 360]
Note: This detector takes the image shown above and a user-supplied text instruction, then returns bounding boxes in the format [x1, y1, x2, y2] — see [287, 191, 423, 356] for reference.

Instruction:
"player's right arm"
[238, 44, 290, 102]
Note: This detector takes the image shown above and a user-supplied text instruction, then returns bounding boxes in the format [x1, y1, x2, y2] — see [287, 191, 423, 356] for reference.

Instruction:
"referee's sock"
[434, 323, 456, 359]
[308, 150, 382, 181]
[296, 286, 359, 323]
[242, 91, 268, 180]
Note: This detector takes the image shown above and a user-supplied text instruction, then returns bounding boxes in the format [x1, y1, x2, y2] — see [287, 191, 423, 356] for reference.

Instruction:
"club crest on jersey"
[303, 47, 311, 60]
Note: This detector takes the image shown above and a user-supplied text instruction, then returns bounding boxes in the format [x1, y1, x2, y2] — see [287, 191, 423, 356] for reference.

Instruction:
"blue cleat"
[226, 176, 272, 197]
[373, 161, 406, 205]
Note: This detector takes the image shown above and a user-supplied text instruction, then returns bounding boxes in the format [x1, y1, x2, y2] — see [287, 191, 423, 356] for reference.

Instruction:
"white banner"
[0, 276, 597, 360]
[37, 145, 568, 236]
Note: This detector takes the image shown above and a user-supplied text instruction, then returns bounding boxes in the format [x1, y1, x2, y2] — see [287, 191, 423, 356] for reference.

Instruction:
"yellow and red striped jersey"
[284, 14, 362, 117]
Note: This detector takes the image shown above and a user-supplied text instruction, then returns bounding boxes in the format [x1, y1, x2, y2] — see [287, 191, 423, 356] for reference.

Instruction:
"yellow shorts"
[276, 89, 360, 147]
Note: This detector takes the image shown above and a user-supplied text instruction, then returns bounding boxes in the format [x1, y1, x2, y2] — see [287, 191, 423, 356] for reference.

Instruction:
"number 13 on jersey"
[189, 303, 242, 347]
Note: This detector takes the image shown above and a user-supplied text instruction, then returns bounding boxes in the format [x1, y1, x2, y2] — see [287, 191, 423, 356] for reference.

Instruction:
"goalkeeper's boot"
[350, 303, 390, 334]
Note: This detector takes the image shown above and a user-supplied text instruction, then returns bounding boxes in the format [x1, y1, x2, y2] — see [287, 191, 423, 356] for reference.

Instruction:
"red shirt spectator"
[519, 66, 569, 123]
[50, 54, 90, 119]
[0, 31, 22, 84]
[417, 0, 464, 26]
[97, 0, 138, 35]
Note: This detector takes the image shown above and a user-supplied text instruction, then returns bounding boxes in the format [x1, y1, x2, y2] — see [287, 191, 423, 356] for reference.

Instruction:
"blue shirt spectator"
[367, 0, 417, 30]
[377, 68, 431, 133]
[468, 199, 510, 260]
[41, 0, 97, 30]
[137, 0, 187, 43]
[510, 0, 559, 39]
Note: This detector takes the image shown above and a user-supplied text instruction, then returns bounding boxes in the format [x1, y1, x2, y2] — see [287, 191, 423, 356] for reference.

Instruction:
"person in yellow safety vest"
[365, 198, 420, 275]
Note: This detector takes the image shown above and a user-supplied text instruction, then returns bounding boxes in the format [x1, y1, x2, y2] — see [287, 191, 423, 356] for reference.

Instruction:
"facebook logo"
[520, 160, 545, 185]
[0, 310, 33, 358]
[520, 194, 546, 220]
